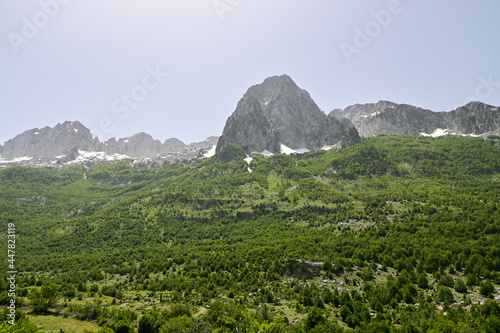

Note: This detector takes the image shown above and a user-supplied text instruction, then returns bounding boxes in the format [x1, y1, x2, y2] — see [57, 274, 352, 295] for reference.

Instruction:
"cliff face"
[444, 102, 500, 135]
[330, 101, 500, 137]
[217, 75, 360, 154]
[1, 121, 99, 159]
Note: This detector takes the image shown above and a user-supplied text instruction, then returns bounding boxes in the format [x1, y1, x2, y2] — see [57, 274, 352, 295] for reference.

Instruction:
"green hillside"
[1, 135, 500, 332]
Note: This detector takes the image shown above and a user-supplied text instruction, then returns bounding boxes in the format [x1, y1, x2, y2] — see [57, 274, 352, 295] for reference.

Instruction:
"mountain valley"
[1, 76, 500, 332]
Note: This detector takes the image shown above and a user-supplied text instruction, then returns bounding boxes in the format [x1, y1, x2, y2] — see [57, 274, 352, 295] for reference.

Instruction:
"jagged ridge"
[0, 121, 218, 160]
[331, 101, 500, 137]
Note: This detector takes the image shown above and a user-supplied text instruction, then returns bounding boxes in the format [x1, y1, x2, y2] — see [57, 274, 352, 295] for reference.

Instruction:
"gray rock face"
[113, 133, 163, 158]
[0, 121, 218, 160]
[446, 102, 500, 135]
[162, 138, 188, 154]
[189, 136, 219, 150]
[1, 121, 99, 159]
[331, 101, 500, 137]
[217, 95, 281, 153]
[217, 75, 361, 154]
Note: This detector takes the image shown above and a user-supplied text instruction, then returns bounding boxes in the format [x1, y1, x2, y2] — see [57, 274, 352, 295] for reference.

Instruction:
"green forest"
[0, 135, 500, 332]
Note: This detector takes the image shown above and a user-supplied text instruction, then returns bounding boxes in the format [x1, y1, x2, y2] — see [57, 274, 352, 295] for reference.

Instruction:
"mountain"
[1, 121, 99, 159]
[330, 101, 500, 137]
[216, 75, 361, 155]
[0, 121, 218, 169]
[161, 138, 188, 154]
[3, 75, 500, 169]
[188, 136, 219, 150]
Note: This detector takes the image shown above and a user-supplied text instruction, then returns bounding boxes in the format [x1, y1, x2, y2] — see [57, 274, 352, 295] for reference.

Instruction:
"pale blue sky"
[1, 0, 499, 144]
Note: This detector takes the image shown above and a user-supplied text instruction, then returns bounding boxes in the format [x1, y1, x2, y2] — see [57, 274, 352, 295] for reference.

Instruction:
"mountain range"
[1, 74, 499, 169]
[0, 120, 218, 158]
[0, 121, 218, 169]
[330, 100, 500, 138]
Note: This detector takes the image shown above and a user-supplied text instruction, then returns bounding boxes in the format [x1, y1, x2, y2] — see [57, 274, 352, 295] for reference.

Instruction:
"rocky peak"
[189, 136, 219, 150]
[162, 138, 188, 154]
[217, 75, 360, 154]
[0, 121, 98, 159]
[114, 132, 163, 158]
[245, 74, 309, 108]
[446, 102, 500, 134]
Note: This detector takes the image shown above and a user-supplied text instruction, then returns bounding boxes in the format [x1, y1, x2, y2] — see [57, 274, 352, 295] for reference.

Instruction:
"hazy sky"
[1, 0, 500, 145]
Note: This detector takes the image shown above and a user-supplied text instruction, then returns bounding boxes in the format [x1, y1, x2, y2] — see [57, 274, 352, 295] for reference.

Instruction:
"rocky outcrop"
[445, 102, 500, 135]
[216, 95, 281, 154]
[189, 136, 219, 150]
[331, 101, 500, 137]
[217, 75, 361, 154]
[162, 138, 188, 154]
[1, 121, 99, 159]
[114, 133, 163, 158]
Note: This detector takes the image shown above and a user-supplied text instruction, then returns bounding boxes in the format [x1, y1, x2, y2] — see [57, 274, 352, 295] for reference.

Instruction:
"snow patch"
[35, 132, 39, 135]
[0, 156, 33, 164]
[66, 150, 129, 165]
[280, 144, 296, 155]
[362, 111, 381, 118]
[252, 150, 274, 157]
[420, 128, 450, 137]
[244, 156, 253, 172]
[467, 133, 485, 138]
[321, 142, 341, 151]
[280, 144, 310, 155]
[420, 128, 486, 138]
[73, 129, 78, 133]
[203, 145, 216, 158]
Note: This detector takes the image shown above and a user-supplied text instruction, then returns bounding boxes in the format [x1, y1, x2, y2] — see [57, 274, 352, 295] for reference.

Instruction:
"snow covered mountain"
[2, 74, 500, 170]
[0, 121, 218, 169]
